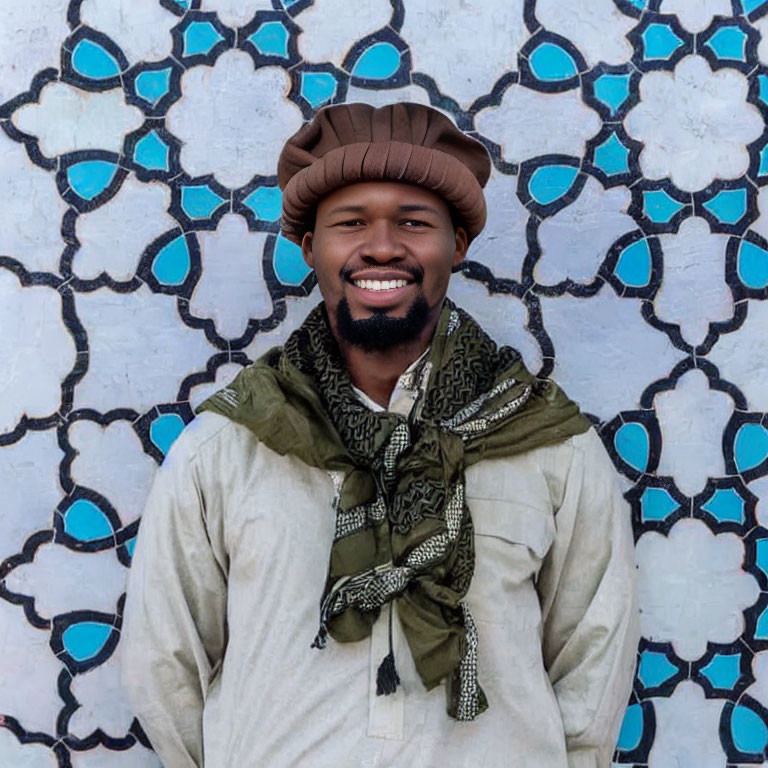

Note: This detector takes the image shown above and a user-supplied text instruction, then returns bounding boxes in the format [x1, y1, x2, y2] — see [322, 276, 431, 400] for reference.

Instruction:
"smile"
[352, 279, 412, 291]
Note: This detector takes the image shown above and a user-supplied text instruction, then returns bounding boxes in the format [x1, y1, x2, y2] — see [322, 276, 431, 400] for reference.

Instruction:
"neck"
[332, 313, 440, 408]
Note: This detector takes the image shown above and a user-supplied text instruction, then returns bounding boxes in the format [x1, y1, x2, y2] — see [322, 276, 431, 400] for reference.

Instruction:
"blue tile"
[642, 189, 683, 223]
[641, 23, 684, 61]
[701, 487, 744, 524]
[150, 413, 185, 456]
[248, 21, 289, 58]
[638, 650, 678, 688]
[183, 22, 224, 57]
[72, 39, 121, 80]
[701, 653, 741, 690]
[756, 539, 768, 581]
[731, 705, 768, 755]
[134, 68, 172, 106]
[706, 26, 748, 62]
[528, 164, 579, 206]
[756, 604, 768, 639]
[134, 131, 169, 172]
[273, 234, 311, 286]
[615, 422, 649, 472]
[152, 235, 191, 286]
[180, 185, 226, 219]
[62, 621, 113, 662]
[593, 132, 630, 176]
[734, 423, 768, 472]
[740, 238, 768, 289]
[352, 42, 401, 80]
[593, 73, 631, 116]
[759, 145, 768, 179]
[617, 704, 643, 752]
[243, 186, 282, 221]
[640, 487, 679, 522]
[703, 188, 747, 225]
[528, 42, 578, 81]
[300, 71, 337, 108]
[63, 499, 113, 542]
[615, 237, 652, 288]
[758, 74, 768, 107]
[67, 160, 117, 201]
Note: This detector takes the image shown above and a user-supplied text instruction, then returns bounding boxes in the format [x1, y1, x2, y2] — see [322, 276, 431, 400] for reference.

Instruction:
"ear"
[301, 230, 314, 269]
[451, 226, 469, 270]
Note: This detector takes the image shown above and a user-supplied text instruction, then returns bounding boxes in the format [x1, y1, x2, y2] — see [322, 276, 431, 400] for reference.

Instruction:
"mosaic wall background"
[3, 0, 768, 764]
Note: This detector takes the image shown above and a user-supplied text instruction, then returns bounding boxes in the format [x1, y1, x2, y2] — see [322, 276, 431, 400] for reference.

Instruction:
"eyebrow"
[326, 204, 442, 216]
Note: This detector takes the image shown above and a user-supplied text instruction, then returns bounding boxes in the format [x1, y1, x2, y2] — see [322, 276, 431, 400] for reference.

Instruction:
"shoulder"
[530, 426, 611, 473]
[159, 411, 260, 477]
[468, 427, 616, 513]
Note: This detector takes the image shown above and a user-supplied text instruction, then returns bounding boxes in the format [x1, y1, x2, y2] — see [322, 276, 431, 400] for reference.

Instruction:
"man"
[122, 102, 638, 768]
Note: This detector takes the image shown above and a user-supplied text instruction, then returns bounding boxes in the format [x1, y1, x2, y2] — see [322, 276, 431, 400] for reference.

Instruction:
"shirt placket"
[365, 367, 422, 740]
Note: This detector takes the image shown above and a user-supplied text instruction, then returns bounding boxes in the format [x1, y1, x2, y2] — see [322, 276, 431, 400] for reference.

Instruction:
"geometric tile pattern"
[2, 0, 768, 764]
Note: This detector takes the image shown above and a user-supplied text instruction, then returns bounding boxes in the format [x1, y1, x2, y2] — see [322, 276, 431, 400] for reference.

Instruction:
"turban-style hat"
[277, 102, 492, 245]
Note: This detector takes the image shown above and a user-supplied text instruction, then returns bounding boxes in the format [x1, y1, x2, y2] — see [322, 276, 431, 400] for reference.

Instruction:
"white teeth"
[353, 278, 409, 291]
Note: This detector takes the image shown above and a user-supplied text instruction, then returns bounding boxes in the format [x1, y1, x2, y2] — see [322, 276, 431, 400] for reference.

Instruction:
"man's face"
[301, 181, 468, 350]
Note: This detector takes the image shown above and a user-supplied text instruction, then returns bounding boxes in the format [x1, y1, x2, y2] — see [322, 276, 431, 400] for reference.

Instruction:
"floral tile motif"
[2, 0, 768, 764]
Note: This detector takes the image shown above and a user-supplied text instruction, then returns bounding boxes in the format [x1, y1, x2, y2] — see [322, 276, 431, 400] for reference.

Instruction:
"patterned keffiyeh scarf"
[197, 300, 589, 720]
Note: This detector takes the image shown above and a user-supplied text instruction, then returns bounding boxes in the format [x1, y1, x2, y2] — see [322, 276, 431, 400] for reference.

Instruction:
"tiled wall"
[2, 0, 768, 765]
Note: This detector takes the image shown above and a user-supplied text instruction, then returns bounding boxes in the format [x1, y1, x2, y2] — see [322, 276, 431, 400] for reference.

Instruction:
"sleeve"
[535, 428, 640, 768]
[121, 432, 229, 767]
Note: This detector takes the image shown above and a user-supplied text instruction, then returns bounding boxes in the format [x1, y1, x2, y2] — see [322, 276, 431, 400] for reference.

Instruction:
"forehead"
[316, 181, 451, 217]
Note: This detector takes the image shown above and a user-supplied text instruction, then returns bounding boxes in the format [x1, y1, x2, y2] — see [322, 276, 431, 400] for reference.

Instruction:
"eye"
[336, 218, 364, 227]
[402, 219, 429, 227]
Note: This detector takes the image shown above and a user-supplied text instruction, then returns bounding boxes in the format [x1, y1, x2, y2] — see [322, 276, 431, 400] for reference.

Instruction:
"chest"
[223, 448, 555, 628]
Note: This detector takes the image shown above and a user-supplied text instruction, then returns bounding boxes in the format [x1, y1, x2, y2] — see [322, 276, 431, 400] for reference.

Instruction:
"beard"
[335, 293, 431, 351]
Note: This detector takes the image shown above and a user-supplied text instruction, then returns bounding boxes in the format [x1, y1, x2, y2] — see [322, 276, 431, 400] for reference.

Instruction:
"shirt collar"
[352, 347, 431, 416]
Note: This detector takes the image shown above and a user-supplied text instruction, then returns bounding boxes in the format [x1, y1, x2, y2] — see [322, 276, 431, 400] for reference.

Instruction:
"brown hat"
[277, 102, 492, 245]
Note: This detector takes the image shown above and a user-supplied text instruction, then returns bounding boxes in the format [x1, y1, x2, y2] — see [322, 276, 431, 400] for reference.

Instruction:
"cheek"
[310, 260, 345, 304]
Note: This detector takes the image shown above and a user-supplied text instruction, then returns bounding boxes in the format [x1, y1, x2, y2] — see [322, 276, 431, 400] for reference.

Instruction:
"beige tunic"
[123, 394, 638, 768]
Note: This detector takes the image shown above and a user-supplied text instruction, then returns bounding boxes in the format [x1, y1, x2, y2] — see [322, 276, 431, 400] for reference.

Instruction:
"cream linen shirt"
[123, 366, 639, 768]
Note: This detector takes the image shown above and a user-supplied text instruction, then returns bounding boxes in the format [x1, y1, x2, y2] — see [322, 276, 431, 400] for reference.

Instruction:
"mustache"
[340, 264, 424, 283]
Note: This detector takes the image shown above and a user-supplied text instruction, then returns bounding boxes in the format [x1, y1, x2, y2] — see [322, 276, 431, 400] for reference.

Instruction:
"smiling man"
[123, 103, 638, 768]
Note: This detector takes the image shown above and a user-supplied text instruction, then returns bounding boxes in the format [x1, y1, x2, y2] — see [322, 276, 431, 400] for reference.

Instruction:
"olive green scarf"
[197, 300, 589, 720]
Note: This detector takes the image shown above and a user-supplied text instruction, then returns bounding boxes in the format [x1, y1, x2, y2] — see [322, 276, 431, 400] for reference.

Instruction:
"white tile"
[298, 0, 391, 67]
[540, 290, 685, 419]
[537, 0, 634, 66]
[73, 285, 217, 414]
[75, 178, 175, 283]
[402, 0, 527, 107]
[626, 56, 763, 193]
[0, 271, 75, 433]
[0, 131, 68, 273]
[655, 368, 732, 495]
[648, 681, 726, 768]
[13, 83, 143, 158]
[476, 85, 601, 166]
[637, 521, 758, 660]
[167, 54, 303, 189]
[80, 0, 175, 64]
[447, 275, 543, 375]
[191, 214, 273, 338]
[68, 419, 156, 526]
[0, 601, 62, 737]
[537, 179, 634, 286]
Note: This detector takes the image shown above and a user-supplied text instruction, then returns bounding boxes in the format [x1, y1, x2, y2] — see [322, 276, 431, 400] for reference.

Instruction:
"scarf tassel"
[311, 626, 328, 650]
[376, 603, 400, 696]
[376, 649, 400, 695]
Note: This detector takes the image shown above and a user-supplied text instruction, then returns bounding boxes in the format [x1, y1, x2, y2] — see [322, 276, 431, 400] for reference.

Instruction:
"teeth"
[353, 278, 409, 291]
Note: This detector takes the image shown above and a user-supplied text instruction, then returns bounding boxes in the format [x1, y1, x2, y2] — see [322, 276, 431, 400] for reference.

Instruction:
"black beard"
[335, 294, 430, 351]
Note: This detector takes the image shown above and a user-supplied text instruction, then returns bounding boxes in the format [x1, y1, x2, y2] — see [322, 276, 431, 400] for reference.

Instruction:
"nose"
[359, 220, 406, 263]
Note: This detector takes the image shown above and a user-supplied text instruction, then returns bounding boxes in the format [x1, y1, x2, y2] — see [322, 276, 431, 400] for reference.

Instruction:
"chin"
[334, 296, 431, 351]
